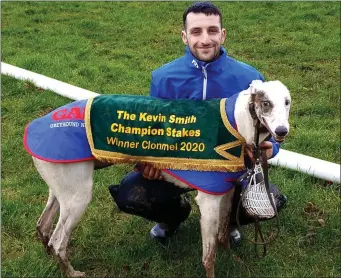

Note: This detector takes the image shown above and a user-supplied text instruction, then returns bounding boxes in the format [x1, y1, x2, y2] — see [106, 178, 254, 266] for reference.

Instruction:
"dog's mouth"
[262, 117, 286, 143]
[274, 136, 285, 143]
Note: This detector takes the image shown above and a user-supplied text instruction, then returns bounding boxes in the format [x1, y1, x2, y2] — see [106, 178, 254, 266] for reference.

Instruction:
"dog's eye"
[262, 101, 270, 107]
[285, 99, 290, 106]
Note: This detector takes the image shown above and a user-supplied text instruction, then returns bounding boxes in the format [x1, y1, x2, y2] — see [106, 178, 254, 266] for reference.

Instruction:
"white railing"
[1, 62, 99, 100]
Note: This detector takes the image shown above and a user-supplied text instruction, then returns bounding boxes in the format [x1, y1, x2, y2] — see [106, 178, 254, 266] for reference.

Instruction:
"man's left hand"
[245, 141, 273, 162]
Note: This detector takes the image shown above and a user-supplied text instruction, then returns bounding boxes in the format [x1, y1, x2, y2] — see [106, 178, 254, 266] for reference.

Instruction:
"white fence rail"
[1, 62, 99, 100]
[2, 62, 340, 183]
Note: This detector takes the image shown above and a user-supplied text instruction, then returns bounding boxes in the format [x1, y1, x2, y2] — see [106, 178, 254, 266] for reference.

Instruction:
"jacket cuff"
[270, 137, 280, 158]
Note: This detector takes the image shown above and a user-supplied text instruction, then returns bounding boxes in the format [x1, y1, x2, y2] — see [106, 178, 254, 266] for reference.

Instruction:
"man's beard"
[191, 45, 220, 62]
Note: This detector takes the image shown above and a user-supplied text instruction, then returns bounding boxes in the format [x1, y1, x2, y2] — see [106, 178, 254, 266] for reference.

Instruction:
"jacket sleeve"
[150, 72, 170, 99]
[150, 71, 159, 98]
[269, 137, 280, 158]
[258, 72, 265, 82]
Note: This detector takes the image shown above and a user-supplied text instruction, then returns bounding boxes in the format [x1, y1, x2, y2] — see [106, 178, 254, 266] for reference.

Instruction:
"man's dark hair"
[183, 2, 222, 29]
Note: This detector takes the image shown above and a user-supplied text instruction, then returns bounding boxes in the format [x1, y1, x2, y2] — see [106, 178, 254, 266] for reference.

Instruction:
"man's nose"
[201, 31, 210, 44]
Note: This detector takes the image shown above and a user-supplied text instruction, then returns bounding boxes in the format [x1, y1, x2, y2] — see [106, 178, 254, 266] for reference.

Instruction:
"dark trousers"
[110, 171, 286, 227]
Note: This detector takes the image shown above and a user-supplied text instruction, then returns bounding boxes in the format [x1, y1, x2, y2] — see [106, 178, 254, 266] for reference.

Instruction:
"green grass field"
[1, 2, 340, 277]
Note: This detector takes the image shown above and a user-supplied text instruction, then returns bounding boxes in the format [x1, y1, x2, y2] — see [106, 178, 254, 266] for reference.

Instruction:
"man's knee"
[109, 171, 192, 224]
[110, 171, 150, 216]
[152, 194, 191, 225]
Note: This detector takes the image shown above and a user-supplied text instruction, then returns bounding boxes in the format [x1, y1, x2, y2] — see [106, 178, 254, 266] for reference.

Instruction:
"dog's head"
[250, 80, 291, 143]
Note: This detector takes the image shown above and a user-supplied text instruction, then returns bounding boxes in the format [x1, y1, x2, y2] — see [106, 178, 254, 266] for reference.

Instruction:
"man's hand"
[245, 141, 273, 162]
[140, 163, 163, 180]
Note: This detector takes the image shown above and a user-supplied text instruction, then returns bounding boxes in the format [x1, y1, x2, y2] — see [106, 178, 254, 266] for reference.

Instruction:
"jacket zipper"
[202, 65, 208, 100]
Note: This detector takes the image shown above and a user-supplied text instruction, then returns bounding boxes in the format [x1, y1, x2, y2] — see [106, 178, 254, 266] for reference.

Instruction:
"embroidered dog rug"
[85, 95, 245, 172]
[24, 99, 94, 163]
[24, 95, 246, 194]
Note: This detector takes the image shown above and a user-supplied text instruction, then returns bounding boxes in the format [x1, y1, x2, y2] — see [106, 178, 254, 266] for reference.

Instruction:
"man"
[109, 1, 286, 245]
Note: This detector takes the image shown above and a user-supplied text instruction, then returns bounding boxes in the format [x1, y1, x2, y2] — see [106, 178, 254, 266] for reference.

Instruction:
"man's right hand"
[140, 163, 163, 180]
[245, 141, 273, 162]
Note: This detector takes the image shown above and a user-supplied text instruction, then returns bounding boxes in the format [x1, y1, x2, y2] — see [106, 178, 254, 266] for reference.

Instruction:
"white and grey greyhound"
[31, 80, 291, 278]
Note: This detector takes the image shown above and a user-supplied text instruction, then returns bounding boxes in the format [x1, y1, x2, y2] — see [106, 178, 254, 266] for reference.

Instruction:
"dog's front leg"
[195, 191, 224, 278]
[217, 188, 235, 248]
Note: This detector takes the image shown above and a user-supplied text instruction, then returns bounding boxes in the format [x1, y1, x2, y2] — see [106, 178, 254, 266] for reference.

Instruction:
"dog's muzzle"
[262, 118, 288, 143]
[274, 125, 288, 142]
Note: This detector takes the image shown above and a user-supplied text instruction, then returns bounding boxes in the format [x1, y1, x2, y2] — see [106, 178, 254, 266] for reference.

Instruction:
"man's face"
[182, 13, 226, 62]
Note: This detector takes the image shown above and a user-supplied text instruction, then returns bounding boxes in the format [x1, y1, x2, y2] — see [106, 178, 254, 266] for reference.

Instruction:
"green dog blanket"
[85, 95, 245, 172]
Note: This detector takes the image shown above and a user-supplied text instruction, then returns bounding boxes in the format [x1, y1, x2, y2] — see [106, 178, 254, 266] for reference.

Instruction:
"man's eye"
[209, 29, 219, 34]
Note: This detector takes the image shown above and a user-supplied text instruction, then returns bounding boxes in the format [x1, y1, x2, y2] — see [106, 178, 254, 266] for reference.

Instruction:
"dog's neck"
[234, 89, 270, 145]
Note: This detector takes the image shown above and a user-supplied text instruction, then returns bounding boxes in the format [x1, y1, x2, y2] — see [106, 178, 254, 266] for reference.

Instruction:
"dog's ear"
[250, 80, 263, 95]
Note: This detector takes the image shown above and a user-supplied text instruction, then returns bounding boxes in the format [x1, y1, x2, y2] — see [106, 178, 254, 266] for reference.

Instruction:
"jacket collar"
[184, 46, 228, 71]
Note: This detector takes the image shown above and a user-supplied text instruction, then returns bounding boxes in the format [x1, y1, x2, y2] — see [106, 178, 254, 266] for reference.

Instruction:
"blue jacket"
[150, 46, 280, 157]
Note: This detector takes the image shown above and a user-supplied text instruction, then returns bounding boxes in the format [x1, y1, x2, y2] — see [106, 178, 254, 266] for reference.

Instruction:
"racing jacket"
[150, 46, 280, 157]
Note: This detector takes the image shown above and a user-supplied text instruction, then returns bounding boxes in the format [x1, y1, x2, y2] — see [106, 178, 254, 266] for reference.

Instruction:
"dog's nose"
[275, 126, 288, 137]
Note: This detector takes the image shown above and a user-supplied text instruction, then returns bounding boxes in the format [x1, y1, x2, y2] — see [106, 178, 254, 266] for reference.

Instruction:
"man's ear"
[221, 28, 226, 44]
[181, 30, 188, 45]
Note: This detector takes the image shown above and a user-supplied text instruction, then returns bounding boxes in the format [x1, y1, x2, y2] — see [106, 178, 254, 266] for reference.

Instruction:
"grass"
[1, 2, 340, 277]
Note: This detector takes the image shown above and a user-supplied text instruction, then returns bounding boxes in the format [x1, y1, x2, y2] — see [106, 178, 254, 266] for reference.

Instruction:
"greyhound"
[28, 80, 291, 278]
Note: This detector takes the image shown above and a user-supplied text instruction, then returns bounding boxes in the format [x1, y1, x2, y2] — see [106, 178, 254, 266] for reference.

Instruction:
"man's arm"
[269, 137, 280, 158]
[150, 71, 169, 99]
[150, 73, 159, 98]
